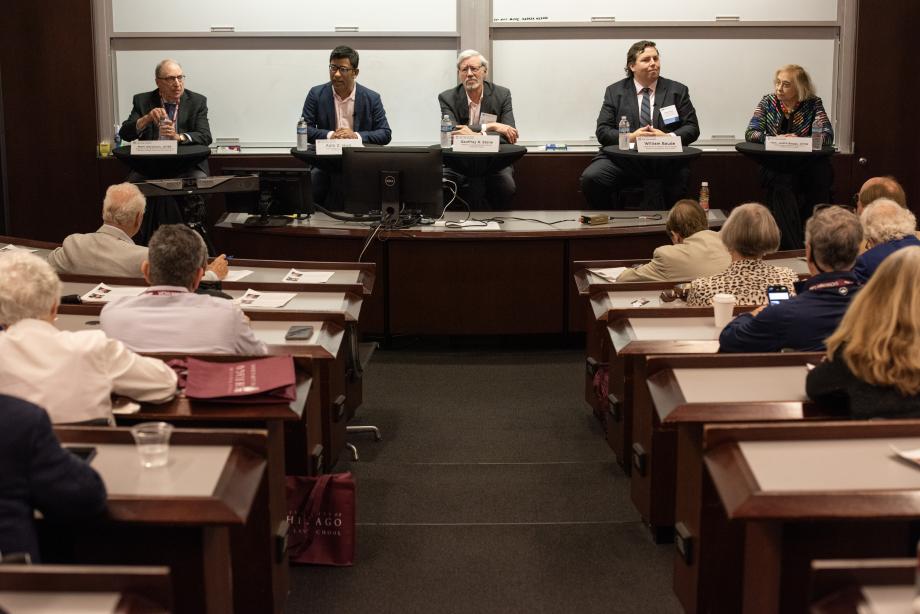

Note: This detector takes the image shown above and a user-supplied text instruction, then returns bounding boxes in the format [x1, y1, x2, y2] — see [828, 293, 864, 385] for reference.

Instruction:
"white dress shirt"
[0, 319, 177, 424]
[99, 286, 268, 355]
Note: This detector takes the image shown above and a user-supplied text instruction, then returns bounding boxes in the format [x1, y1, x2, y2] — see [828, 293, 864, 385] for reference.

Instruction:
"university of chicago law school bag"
[286, 473, 356, 566]
[183, 355, 296, 403]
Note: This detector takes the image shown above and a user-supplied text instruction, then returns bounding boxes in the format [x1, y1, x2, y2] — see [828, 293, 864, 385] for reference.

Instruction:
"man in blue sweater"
[852, 198, 920, 283]
[719, 206, 862, 353]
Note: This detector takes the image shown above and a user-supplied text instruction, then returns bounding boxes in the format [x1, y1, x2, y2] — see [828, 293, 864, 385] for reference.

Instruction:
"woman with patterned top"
[745, 64, 834, 249]
[687, 203, 799, 306]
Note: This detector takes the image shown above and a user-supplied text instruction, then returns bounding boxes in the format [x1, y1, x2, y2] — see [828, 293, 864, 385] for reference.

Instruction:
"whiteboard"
[492, 38, 836, 145]
[115, 50, 457, 146]
[113, 0, 457, 32]
[492, 0, 837, 23]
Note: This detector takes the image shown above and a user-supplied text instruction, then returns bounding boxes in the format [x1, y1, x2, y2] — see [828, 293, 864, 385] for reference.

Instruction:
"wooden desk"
[0, 564, 172, 613]
[212, 209, 727, 336]
[809, 558, 915, 613]
[704, 421, 920, 614]
[645, 353, 826, 614]
[43, 427, 266, 614]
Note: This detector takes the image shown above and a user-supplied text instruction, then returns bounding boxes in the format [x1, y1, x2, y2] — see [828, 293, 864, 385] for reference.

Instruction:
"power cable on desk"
[491, 216, 578, 226]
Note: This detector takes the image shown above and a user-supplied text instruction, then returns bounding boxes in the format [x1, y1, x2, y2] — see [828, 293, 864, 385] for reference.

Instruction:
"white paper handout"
[589, 267, 627, 282]
[282, 269, 334, 283]
[0, 243, 38, 254]
[223, 269, 253, 282]
[235, 289, 296, 309]
[80, 283, 145, 304]
[890, 444, 920, 468]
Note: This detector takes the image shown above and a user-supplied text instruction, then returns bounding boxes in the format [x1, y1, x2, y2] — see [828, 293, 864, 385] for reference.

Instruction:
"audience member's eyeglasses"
[459, 65, 484, 74]
[814, 203, 856, 214]
[156, 75, 186, 83]
[329, 65, 355, 74]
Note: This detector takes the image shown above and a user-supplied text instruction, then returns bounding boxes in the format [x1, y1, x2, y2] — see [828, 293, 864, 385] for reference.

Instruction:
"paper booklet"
[223, 269, 253, 282]
[236, 288, 297, 309]
[80, 283, 145, 304]
[589, 267, 628, 282]
[282, 269, 334, 283]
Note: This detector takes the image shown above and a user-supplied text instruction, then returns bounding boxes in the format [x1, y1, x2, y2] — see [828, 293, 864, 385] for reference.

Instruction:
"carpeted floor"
[286, 347, 682, 614]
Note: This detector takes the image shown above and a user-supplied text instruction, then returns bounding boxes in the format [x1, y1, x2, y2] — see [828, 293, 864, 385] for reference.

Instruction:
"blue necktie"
[640, 88, 651, 127]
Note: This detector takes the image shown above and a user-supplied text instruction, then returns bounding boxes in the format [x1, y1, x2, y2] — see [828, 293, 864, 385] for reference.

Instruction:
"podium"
[601, 145, 702, 210]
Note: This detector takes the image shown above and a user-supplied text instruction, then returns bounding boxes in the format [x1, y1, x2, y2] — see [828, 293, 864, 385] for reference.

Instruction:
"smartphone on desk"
[284, 325, 314, 341]
[766, 285, 791, 305]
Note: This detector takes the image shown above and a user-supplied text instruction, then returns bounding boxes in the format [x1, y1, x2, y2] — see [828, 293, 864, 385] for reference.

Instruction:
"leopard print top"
[686, 258, 799, 306]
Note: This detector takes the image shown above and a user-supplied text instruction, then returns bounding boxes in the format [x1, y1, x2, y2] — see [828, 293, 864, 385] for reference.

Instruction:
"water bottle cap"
[702, 181, 709, 186]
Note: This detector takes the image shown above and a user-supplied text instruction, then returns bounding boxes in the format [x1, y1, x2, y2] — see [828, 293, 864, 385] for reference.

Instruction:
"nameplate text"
[764, 136, 812, 152]
[131, 140, 178, 155]
[452, 134, 500, 152]
[635, 134, 682, 153]
[316, 139, 363, 155]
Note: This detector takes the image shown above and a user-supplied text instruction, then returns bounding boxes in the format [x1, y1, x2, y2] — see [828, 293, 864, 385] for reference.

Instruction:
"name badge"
[636, 133, 682, 153]
[130, 140, 178, 155]
[316, 138, 363, 155]
[660, 104, 679, 125]
[764, 136, 812, 152]
[479, 112, 498, 126]
[452, 134, 500, 152]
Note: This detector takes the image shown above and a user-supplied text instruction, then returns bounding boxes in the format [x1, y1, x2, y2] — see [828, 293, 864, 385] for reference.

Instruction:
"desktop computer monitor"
[223, 167, 314, 224]
[343, 146, 443, 219]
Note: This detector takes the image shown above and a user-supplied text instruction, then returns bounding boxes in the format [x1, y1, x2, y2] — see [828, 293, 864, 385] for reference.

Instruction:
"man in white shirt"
[0, 252, 177, 424]
[100, 224, 267, 355]
[47, 182, 229, 280]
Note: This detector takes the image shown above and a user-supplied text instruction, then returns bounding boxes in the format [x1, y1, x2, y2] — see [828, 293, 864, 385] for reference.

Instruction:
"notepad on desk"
[434, 220, 501, 231]
[588, 267, 627, 282]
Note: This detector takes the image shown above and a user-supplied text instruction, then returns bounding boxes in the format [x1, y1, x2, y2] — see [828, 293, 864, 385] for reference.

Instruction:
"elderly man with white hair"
[853, 197, 920, 283]
[47, 182, 228, 279]
[0, 252, 177, 424]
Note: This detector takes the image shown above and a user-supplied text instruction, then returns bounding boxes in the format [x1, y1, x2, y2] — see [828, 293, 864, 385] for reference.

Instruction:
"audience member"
[719, 206, 862, 352]
[0, 394, 107, 562]
[807, 246, 920, 418]
[852, 198, 920, 283]
[616, 199, 730, 282]
[686, 203, 798, 306]
[47, 183, 228, 280]
[855, 175, 907, 214]
[101, 224, 267, 355]
[0, 252, 177, 424]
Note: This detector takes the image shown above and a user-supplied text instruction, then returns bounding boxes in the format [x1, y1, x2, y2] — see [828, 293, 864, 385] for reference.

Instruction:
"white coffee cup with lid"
[712, 293, 737, 330]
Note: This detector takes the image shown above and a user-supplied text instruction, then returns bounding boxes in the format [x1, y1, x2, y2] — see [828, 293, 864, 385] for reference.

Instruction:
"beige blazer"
[615, 229, 731, 282]
[47, 225, 147, 277]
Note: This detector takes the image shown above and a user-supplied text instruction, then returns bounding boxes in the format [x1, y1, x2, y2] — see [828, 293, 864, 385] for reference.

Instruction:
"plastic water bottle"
[618, 116, 630, 150]
[296, 116, 309, 151]
[811, 118, 824, 151]
[440, 114, 452, 148]
[113, 124, 122, 148]
[158, 118, 173, 141]
[699, 181, 710, 211]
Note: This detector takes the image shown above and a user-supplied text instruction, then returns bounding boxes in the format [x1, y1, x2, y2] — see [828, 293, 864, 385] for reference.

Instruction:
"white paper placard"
[451, 134, 500, 152]
[764, 136, 812, 152]
[635, 134, 682, 153]
[315, 138, 363, 155]
[130, 140, 178, 155]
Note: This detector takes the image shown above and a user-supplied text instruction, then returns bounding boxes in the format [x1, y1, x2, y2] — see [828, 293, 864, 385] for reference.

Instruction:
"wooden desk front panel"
[387, 238, 565, 335]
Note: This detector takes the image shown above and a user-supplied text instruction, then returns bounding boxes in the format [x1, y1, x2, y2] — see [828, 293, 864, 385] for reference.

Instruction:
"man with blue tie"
[301, 45, 392, 209]
[580, 40, 700, 210]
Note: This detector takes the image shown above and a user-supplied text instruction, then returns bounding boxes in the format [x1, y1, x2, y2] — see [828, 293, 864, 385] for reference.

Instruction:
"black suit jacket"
[119, 89, 213, 146]
[595, 77, 700, 147]
[0, 394, 106, 561]
[438, 82, 516, 143]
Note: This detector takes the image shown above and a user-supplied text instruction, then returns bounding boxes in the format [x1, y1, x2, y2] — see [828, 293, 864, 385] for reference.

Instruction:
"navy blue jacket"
[0, 395, 107, 561]
[853, 235, 920, 283]
[719, 271, 860, 353]
[301, 82, 392, 145]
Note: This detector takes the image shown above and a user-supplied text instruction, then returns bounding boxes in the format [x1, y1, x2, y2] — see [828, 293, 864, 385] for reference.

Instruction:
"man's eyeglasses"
[459, 65, 484, 74]
[329, 64, 355, 74]
[156, 75, 186, 83]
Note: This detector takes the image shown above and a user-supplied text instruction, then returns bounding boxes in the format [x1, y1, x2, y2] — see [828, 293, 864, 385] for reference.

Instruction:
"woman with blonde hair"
[686, 202, 798, 306]
[806, 246, 920, 417]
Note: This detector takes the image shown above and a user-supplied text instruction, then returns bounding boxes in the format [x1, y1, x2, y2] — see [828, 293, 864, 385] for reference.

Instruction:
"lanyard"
[808, 278, 855, 292]
[161, 98, 179, 124]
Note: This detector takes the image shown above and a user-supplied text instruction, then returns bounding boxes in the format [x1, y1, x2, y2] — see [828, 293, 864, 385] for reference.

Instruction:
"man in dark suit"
[438, 49, 519, 210]
[580, 41, 700, 210]
[301, 45, 392, 209]
[0, 394, 107, 562]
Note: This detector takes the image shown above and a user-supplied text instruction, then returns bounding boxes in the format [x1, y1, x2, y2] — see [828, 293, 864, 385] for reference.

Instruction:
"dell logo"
[384, 175, 396, 187]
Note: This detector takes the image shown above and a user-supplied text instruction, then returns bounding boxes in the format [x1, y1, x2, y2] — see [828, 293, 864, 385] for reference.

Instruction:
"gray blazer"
[438, 81, 516, 142]
[47, 225, 148, 277]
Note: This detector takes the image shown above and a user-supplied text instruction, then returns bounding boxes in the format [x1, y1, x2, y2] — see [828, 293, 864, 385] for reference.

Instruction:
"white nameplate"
[635, 134, 682, 153]
[764, 136, 812, 152]
[130, 140, 178, 155]
[316, 139, 363, 155]
[452, 134, 500, 152]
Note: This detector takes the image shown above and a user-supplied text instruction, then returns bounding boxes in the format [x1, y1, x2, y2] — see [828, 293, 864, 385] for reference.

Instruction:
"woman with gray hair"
[0, 252, 176, 424]
[852, 198, 920, 283]
[687, 202, 799, 306]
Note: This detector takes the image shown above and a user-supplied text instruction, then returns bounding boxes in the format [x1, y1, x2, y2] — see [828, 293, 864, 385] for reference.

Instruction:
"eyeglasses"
[814, 204, 856, 214]
[329, 64, 355, 74]
[459, 65, 484, 74]
[156, 75, 186, 83]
